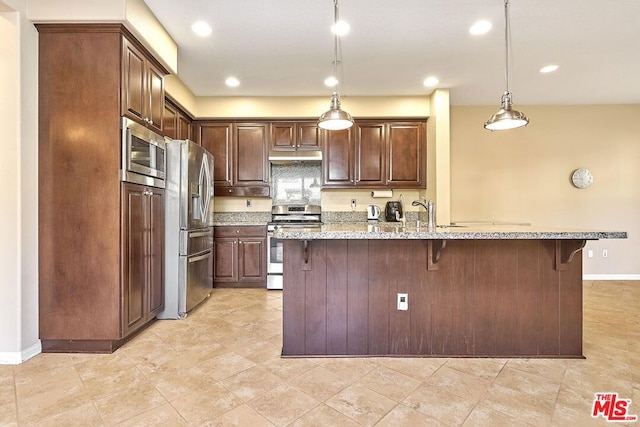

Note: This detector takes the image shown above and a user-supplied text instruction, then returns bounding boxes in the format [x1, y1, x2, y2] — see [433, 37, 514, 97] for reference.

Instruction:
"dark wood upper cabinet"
[163, 97, 193, 140]
[177, 113, 192, 141]
[234, 123, 269, 187]
[322, 127, 354, 186]
[197, 121, 269, 197]
[198, 122, 233, 189]
[387, 122, 426, 188]
[355, 122, 386, 187]
[270, 121, 320, 151]
[122, 37, 166, 134]
[322, 120, 426, 189]
[163, 101, 178, 139]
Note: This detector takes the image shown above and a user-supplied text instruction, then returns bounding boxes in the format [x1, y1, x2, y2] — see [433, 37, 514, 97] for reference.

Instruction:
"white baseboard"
[583, 274, 640, 281]
[0, 340, 41, 365]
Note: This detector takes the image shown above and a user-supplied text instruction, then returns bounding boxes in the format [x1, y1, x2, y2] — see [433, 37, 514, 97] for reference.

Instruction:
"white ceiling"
[144, 0, 640, 105]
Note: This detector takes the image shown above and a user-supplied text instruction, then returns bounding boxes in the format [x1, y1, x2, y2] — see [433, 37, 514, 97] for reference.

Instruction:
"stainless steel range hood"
[268, 150, 322, 164]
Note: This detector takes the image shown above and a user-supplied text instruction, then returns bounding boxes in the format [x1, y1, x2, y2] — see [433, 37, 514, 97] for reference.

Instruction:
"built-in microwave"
[121, 117, 166, 188]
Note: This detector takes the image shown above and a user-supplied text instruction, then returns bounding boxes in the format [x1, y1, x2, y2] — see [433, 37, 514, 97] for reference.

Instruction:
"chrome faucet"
[412, 198, 436, 230]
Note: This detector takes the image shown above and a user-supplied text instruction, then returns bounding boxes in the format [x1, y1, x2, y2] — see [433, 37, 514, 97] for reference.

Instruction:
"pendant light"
[484, 0, 529, 131]
[318, 0, 354, 131]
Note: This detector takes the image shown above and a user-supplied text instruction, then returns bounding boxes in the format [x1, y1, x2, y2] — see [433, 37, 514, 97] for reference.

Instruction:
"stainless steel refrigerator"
[157, 139, 214, 319]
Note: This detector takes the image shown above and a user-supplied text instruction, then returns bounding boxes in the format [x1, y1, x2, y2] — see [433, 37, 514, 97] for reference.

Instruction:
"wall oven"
[267, 205, 322, 290]
[121, 117, 166, 188]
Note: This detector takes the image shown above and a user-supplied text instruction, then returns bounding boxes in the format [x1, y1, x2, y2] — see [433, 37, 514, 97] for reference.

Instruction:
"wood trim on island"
[282, 238, 585, 358]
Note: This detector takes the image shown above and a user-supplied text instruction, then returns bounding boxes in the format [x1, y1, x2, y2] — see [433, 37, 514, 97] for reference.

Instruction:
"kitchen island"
[274, 223, 626, 358]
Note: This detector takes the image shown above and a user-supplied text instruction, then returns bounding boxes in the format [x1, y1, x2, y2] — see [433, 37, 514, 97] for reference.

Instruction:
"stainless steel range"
[266, 204, 322, 290]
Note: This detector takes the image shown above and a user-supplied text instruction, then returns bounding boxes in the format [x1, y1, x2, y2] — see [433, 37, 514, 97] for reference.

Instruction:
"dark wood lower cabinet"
[214, 226, 267, 288]
[283, 239, 584, 358]
[121, 183, 164, 337]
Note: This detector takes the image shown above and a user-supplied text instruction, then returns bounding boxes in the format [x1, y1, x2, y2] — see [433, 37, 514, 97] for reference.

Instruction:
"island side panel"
[539, 240, 561, 355]
[347, 240, 370, 355]
[558, 242, 583, 355]
[387, 240, 414, 354]
[305, 240, 328, 355]
[473, 240, 500, 355]
[493, 240, 520, 355]
[409, 240, 432, 354]
[516, 240, 542, 355]
[368, 242, 392, 354]
[326, 240, 349, 354]
[282, 240, 306, 355]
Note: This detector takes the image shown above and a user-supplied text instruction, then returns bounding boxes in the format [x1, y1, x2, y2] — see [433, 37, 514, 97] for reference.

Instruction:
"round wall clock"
[571, 168, 593, 189]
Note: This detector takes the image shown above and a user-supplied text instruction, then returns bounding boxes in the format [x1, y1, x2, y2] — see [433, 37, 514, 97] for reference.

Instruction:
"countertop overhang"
[272, 222, 627, 240]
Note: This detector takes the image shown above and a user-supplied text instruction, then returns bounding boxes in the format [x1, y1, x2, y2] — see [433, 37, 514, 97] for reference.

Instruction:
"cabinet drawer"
[215, 225, 266, 238]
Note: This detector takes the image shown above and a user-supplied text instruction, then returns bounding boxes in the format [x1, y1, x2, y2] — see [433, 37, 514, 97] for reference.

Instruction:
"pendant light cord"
[333, 0, 340, 94]
[504, 0, 510, 95]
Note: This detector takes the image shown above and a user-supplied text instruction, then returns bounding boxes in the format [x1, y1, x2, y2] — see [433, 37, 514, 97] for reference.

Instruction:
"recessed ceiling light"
[423, 76, 439, 87]
[469, 20, 492, 35]
[540, 64, 559, 73]
[191, 21, 212, 37]
[324, 76, 339, 87]
[225, 77, 240, 87]
[331, 20, 350, 36]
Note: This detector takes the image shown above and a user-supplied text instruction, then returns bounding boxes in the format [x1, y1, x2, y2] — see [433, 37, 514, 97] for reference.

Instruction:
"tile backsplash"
[271, 163, 322, 205]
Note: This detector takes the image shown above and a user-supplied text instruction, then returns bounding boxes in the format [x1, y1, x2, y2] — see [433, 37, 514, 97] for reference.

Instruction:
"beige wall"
[195, 96, 430, 119]
[28, 0, 178, 73]
[450, 105, 640, 276]
[1, 0, 40, 363]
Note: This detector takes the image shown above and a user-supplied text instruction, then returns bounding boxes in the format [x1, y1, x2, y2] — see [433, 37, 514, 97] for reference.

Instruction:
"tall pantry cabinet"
[37, 24, 168, 353]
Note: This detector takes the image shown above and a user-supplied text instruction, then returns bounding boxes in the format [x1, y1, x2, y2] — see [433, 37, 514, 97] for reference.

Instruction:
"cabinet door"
[148, 188, 165, 318]
[355, 122, 386, 187]
[122, 184, 147, 336]
[234, 123, 269, 187]
[297, 122, 320, 150]
[122, 39, 146, 123]
[213, 238, 238, 282]
[322, 128, 354, 187]
[198, 122, 233, 188]
[147, 62, 165, 134]
[163, 102, 177, 139]
[271, 122, 296, 151]
[238, 238, 266, 283]
[387, 122, 426, 188]
[177, 113, 192, 141]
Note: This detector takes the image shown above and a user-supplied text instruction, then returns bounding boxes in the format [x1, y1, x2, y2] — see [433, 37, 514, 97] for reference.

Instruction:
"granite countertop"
[212, 212, 270, 227]
[272, 222, 627, 240]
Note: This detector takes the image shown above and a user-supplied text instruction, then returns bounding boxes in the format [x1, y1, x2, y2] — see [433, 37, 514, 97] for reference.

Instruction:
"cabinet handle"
[228, 189, 232, 193]
[236, 230, 240, 234]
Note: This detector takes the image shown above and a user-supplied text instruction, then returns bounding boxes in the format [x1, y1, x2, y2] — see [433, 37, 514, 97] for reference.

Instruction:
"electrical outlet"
[602, 249, 608, 258]
[587, 250, 593, 258]
[397, 293, 408, 311]
[351, 199, 356, 211]
[246, 199, 252, 208]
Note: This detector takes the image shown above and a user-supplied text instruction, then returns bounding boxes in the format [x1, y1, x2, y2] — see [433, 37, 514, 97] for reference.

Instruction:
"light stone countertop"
[272, 222, 627, 240]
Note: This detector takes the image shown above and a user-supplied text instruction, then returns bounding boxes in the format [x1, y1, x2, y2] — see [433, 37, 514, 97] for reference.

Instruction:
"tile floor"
[0, 280, 638, 426]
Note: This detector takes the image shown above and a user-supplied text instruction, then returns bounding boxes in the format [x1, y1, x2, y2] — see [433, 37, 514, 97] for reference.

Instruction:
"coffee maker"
[385, 201, 403, 222]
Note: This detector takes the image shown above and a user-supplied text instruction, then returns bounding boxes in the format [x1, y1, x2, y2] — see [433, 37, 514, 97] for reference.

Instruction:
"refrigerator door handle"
[189, 230, 211, 239]
[189, 251, 211, 264]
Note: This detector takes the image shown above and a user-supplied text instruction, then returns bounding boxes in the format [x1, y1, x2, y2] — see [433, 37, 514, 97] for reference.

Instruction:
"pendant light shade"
[484, 0, 528, 131]
[318, 92, 353, 130]
[318, 0, 353, 131]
